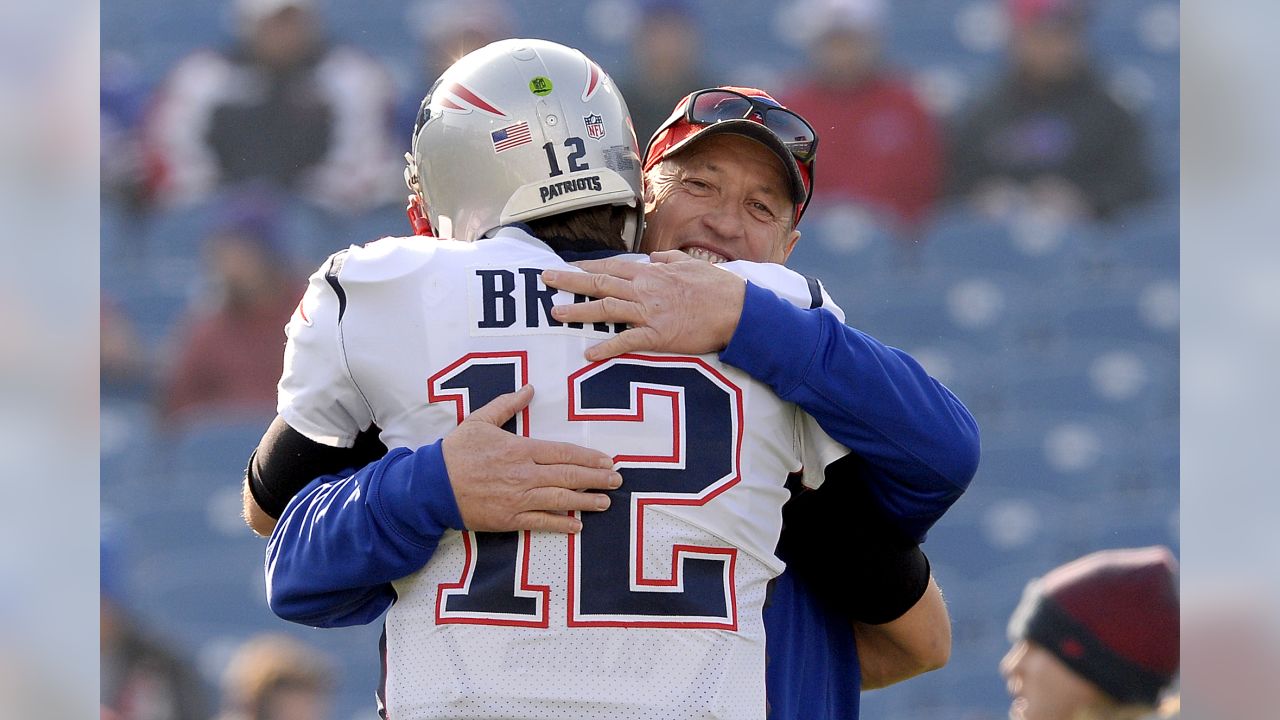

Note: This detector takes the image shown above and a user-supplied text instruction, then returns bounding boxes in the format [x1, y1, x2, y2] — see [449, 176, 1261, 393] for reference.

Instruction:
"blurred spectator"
[101, 294, 152, 400]
[101, 50, 149, 211]
[616, 0, 713, 145]
[158, 198, 298, 427]
[101, 524, 211, 720]
[783, 0, 944, 229]
[401, 0, 515, 138]
[213, 634, 333, 720]
[1000, 546, 1179, 720]
[142, 0, 401, 214]
[947, 0, 1153, 220]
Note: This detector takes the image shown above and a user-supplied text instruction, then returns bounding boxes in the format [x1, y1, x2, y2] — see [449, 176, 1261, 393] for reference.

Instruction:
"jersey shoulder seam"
[327, 250, 380, 428]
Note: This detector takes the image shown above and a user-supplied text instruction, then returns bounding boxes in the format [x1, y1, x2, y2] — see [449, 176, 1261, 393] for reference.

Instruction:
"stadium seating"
[921, 204, 1082, 277]
[101, 399, 160, 491]
[101, 198, 141, 294]
[113, 274, 195, 348]
[1101, 200, 1180, 273]
[1001, 341, 1176, 422]
[164, 416, 272, 478]
[1057, 275, 1179, 352]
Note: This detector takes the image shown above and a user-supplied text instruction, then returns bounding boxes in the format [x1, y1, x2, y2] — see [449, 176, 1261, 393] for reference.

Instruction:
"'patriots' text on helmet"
[405, 39, 644, 249]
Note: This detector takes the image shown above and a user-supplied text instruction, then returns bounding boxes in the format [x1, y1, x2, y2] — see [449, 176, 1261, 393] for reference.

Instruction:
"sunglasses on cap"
[656, 88, 819, 163]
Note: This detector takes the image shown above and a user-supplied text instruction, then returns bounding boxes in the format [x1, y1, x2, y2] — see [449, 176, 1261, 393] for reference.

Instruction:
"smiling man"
[639, 87, 811, 264]
[542, 86, 976, 719]
[642, 133, 799, 263]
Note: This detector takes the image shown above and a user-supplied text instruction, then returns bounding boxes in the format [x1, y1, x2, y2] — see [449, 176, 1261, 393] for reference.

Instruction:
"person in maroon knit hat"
[1000, 546, 1179, 720]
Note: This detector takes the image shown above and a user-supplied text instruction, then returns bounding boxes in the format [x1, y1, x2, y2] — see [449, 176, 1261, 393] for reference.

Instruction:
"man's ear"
[781, 229, 801, 262]
[642, 171, 659, 214]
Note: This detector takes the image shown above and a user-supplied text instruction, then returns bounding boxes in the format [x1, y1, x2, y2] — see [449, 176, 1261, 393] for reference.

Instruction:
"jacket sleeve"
[720, 281, 981, 541]
[264, 441, 463, 627]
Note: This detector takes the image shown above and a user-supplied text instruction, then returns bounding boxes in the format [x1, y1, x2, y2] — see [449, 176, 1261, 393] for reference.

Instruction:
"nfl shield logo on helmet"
[584, 113, 606, 140]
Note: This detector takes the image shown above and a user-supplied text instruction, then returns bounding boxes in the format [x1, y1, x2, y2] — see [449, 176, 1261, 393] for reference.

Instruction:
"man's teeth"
[685, 247, 727, 263]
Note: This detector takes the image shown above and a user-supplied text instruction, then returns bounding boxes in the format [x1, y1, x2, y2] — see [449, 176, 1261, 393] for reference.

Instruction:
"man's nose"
[699, 203, 746, 243]
[999, 643, 1025, 679]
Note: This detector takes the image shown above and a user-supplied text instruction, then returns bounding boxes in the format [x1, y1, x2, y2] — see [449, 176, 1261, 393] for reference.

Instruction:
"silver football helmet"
[405, 39, 644, 249]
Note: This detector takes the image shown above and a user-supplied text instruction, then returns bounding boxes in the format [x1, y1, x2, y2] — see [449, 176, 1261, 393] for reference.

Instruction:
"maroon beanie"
[1008, 546, 1179, 705]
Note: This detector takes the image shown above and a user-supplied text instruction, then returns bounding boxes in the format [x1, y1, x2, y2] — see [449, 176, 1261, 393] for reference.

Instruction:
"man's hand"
[442, 384, 621, 534]
[540, 250, 746, 361]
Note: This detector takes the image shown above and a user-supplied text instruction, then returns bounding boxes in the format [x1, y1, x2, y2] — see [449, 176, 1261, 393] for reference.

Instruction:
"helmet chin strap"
[406, 195, 435, 237]
[623, 203, 645, 252]
[404, 153, 435, 237]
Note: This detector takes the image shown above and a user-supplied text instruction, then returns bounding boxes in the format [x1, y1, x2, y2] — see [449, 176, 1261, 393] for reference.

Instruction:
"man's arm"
[266, 387, 622, 627]
[854, 576, 951, 690]
[266, 444, 455, 627]
[243, 417, 389, 536]
[542, 254, 981, 540]
[245, 385, 621, 537]
[243, 481, 276, 536]
[779, 473, 950, 690]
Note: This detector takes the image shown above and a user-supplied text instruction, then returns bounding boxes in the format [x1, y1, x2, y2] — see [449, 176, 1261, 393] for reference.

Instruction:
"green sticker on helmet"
[529, 76, 554, 96]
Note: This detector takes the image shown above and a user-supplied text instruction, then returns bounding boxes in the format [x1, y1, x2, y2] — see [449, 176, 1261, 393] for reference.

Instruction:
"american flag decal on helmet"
[492, 121, 533, 153]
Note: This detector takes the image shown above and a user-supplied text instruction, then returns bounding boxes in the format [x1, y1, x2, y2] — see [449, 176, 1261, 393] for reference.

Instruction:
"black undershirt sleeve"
[779, 454, 932, 625]
[245, 416, 389, 519]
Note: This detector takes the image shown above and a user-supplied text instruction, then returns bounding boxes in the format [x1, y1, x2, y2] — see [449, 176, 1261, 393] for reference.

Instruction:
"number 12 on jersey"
[427, 351, 745, 630]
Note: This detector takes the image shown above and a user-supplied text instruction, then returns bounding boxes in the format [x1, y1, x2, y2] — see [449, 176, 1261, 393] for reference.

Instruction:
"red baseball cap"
[643, 86, 816, 226]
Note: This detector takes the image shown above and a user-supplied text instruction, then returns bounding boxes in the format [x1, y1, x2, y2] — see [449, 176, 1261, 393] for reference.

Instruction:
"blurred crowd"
[102, 519, 340, 720]
[100, 0, 1180, 717]
[101, 0, 1168, 419]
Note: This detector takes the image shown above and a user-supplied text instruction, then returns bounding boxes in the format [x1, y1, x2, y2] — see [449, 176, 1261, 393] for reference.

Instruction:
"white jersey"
[278, 226, 850, 720]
